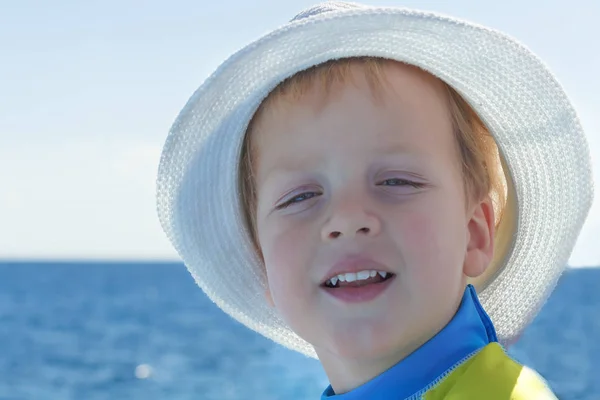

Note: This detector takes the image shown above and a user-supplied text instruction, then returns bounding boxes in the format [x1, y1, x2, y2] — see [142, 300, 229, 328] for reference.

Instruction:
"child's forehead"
[249, 61, 459, 174]
[252, 58, 450, 127]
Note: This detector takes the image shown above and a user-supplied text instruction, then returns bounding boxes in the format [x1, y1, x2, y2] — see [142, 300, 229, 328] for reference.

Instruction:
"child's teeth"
[356, 270, 371, 280]
[328, 270, 389, 286]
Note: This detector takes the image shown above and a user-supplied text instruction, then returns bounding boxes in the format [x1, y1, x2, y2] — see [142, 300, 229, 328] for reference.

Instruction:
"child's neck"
[317, 288, 468, 395]
[318, 321, 452, 395]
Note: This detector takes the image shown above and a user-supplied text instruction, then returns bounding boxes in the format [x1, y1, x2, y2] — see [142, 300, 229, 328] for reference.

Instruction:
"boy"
[156, 2, 594, 398]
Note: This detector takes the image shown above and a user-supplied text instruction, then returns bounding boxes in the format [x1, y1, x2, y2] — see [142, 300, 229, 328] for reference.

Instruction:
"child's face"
[251, 63, 493, 370]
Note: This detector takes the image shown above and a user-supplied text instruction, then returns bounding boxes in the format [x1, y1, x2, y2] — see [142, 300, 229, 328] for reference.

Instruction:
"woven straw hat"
[156, 1, 594, 358]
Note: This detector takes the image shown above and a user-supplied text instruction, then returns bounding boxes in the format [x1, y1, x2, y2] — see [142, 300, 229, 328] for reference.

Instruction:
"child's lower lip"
[321, 275, 395, 303]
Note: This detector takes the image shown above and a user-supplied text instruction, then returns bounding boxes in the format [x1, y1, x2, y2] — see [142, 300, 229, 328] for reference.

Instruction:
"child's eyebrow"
[374, 142, 414, 155]
[372, 142, 428, 160]
[255, 164, 314, 191]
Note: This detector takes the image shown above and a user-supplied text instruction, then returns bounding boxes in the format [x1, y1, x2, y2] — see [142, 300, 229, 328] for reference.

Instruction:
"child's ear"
[463, 196, 495, 278]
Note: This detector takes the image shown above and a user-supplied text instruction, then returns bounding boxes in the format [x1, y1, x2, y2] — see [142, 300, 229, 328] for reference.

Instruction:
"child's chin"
[321, 329, 405, 360]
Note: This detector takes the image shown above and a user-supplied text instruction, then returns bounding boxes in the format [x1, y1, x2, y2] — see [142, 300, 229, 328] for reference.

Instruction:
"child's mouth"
[322, 270, 395, 289]
[321, 270, 396, 303]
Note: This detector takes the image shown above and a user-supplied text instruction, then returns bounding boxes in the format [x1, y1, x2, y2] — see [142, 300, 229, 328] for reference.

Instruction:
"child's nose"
[321, 202, 382, 241]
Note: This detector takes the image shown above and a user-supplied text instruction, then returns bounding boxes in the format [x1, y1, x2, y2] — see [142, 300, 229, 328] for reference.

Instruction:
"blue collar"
[321, 284, 498, 399]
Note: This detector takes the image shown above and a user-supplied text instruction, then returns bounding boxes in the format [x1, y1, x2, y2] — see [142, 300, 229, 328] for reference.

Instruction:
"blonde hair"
[240, 57, 506, 246]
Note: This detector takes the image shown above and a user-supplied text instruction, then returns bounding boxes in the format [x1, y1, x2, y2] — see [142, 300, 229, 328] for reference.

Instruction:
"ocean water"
[0, 262, 598, 400]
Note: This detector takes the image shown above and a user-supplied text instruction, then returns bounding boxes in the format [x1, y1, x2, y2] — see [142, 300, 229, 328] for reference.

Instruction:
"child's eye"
[378, 178, 424, 188]
[276, 191, 321, 209]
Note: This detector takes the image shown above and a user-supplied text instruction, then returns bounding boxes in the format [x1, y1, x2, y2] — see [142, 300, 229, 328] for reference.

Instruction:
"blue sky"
[1, 0, 598, 265]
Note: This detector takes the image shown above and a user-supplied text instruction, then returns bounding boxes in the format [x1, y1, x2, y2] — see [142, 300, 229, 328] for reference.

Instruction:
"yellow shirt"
[424, 342, 556, 399]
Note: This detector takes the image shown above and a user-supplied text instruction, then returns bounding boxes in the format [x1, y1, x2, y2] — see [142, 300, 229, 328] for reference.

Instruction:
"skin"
[251, 62, 495, 394]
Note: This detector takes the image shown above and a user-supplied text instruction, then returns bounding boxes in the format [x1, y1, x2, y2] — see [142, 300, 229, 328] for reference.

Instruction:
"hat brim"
[156, 5, 593, 358]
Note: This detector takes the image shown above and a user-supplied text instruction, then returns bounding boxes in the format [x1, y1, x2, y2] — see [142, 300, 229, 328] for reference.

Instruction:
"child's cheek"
[397, 206, 466, 285]
[262, 223, 315, 300]
[397, 211, 445, 277]
[261, 224, 320, 335]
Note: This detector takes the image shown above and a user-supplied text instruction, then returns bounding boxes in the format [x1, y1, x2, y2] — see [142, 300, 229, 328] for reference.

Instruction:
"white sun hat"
[156, 1, 594, 358]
